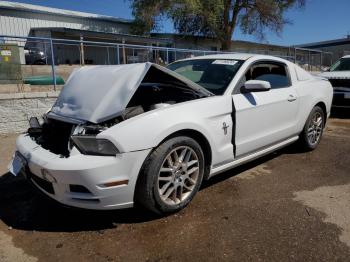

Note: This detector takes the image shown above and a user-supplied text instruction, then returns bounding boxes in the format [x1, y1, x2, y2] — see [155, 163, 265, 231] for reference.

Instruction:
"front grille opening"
[29, 118, 74, 157]
[31, 174, 54, 194]
[69, 184, 91, 194]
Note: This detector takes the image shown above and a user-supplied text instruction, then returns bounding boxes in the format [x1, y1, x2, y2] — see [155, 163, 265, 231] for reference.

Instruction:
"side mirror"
[242, 80, 271, 93]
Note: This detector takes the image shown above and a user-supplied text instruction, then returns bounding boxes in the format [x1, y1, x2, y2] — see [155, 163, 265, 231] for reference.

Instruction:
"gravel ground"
[0, 111, 349, 262]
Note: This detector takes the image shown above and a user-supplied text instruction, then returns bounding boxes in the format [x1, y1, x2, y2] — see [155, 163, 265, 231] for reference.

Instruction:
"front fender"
[98, 96, 234, 166]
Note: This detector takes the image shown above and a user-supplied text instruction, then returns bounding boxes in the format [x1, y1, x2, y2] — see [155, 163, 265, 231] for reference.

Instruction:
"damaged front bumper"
[10, 134, 151, 210]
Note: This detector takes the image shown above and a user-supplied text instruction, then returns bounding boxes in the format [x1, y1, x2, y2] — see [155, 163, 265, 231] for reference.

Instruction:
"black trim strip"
[231, 99, 236, 157]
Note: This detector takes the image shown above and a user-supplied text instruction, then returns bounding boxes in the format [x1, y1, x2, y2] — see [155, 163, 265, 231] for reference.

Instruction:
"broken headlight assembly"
[71, 136, 119, 156]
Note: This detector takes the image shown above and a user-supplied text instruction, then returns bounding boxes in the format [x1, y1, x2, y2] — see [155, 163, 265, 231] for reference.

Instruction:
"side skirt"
[209, 136, 299, 178]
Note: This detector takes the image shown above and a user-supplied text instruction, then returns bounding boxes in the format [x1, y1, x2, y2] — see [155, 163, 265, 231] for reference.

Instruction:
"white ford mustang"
[9, 54, 333, 214]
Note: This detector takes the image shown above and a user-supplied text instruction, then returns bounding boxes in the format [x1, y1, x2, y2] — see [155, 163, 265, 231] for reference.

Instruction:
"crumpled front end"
[12, 134, 151, 210]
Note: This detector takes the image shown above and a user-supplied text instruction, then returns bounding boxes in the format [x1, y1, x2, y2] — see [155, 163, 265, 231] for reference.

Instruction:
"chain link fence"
[0, 35, 333, 93]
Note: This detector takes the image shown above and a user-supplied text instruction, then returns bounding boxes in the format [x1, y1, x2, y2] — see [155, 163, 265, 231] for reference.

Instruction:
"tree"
[130, 0, 305, 50]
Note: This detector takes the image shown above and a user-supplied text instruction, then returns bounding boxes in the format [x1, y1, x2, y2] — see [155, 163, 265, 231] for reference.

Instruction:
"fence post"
[166, 48, 169, 64]
[308, 51, 311, 71]
[122, 38, 126, 64]
[294, 48, 297, 64]
[117, 45, 120, 65]
[50, 39, 57, 91]
[106, 47, 110, 65]
[80, 35, 85, 66]
[44, 42, 48, 65]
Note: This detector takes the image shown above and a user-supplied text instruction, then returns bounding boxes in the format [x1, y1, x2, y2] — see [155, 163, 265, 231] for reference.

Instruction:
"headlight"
[71, 136, 119, 156]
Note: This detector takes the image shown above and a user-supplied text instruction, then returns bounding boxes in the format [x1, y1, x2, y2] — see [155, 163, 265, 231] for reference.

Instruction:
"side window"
[249, 63, 290, 89]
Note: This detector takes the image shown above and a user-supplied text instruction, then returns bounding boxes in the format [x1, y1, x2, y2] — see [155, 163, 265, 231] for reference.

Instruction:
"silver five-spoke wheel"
[158, 146, 199, 205]
[307, 111, 323, 145]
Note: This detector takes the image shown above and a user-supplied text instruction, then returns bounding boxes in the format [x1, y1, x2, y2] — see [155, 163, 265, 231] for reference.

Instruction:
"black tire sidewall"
[138, 136, 205, 214]
[301, 106, 325, 150]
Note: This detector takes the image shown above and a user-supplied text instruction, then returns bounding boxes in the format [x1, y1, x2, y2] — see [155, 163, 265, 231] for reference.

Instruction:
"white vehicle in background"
[320, 55, 350, 108]
[9, 54, 333, 214]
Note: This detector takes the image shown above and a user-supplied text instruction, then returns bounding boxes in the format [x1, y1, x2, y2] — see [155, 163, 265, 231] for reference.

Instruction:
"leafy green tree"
[130, 0, 305, 50]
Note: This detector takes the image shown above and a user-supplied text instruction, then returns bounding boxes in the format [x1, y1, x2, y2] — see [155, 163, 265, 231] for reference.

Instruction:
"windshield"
[167, 59, 244, 95]
[330, 58, 350, 71]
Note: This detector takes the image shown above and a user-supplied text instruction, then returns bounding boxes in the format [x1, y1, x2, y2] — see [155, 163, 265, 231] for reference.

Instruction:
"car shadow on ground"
[0, 173, 161, 232]
[0, 143, 304, 233]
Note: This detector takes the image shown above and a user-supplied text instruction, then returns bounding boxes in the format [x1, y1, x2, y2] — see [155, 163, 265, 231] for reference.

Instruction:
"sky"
[5, 0, 350, 46]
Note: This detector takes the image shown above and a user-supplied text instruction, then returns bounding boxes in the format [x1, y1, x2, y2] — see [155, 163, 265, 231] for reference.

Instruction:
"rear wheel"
[135, 136, 205, 214]
[299, 106, 325, 151]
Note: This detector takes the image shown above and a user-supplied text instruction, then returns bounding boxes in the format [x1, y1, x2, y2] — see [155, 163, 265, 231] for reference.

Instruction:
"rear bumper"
[14, 134, 151, 210]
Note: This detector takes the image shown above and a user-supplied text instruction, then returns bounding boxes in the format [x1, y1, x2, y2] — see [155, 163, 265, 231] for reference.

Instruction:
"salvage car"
[9, 54, 333, 214]
[319, 55, 350, 108]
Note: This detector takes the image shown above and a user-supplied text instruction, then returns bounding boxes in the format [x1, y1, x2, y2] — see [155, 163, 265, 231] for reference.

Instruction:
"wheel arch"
[137, 128, 213, 185]
[160, 129, 212, 179]
[133, 128, 213, 207]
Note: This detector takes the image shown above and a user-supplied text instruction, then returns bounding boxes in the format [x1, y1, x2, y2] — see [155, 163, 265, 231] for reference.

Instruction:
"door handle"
[287, 94, 297, 102]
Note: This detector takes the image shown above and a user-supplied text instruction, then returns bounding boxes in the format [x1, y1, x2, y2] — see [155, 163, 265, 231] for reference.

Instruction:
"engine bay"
[28, 80, 202, 157]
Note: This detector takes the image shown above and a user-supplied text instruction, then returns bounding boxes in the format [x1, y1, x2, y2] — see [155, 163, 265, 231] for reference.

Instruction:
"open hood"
[49, 62, 212, 124]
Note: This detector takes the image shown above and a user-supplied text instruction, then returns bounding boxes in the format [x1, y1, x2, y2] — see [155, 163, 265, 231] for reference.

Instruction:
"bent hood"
[49, 62, 212, 123]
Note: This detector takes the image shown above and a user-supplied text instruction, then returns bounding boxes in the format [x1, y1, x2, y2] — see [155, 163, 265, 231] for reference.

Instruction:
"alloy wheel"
[307, 111, 323, 145]
[157, 146, 200, 205]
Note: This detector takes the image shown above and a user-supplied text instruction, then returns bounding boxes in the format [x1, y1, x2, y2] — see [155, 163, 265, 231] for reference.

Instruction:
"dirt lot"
[0, 111, 349, 262]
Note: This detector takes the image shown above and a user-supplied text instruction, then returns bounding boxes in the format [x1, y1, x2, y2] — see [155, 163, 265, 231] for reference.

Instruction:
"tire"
[135, 136, 205, 214]
[299, 106, 325, 151]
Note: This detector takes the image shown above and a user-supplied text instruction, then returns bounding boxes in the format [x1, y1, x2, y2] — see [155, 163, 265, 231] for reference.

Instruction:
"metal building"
[0, 0, 329, 68]
[298, 36, 350, 64]
[0, 0, 170, 64]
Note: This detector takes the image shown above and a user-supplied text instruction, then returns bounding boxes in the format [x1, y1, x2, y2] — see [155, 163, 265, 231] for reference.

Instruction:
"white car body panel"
[232, 87, 299, 157]
[99, 95, 234, 167]
[9, 54, 333, 210]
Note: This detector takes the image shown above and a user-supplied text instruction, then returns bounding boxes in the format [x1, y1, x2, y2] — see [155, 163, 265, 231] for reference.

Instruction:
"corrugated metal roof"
[297, 37, 350, 48]
[33, 27, 172, 43]
[0, 0, 132, 23]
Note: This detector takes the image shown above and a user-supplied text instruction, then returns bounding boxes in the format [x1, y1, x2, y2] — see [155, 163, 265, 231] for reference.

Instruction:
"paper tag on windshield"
[212, 60, 238, 66]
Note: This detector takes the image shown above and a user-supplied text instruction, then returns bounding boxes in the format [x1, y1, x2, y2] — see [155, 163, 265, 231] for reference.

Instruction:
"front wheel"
[299, 106, 325, 151]
[135, 136, 205, 214]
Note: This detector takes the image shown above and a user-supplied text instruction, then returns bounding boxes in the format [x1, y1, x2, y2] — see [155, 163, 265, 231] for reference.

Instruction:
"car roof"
[177, 53, 290, 63]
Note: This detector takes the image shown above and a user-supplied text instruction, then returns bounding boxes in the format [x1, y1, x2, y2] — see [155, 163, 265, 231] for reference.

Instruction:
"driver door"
[232, 61, 299, 157]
